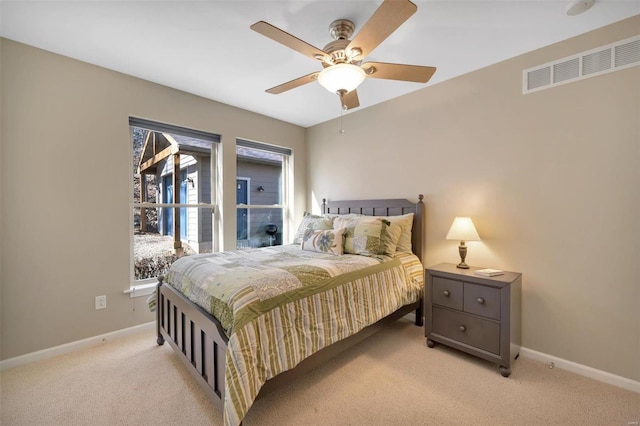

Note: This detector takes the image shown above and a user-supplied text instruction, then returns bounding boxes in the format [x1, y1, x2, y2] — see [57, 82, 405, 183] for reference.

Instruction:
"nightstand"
[425, 263, 522, 377]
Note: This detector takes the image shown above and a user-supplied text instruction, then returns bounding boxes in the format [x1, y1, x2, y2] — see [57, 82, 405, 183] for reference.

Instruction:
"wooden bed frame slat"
[156, 195, 425, 421]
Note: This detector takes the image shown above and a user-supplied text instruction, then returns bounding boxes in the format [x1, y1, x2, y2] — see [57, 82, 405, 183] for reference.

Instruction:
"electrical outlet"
[95, 295, 106, 310]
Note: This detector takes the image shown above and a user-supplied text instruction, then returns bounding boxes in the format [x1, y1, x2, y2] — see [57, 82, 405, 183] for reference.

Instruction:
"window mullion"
[135, 202, 216, 209]
[236, 204, 285, 209]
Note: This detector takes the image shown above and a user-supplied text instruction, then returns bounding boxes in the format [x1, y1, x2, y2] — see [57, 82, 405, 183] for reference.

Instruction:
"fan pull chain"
[339, 93, 346, 135]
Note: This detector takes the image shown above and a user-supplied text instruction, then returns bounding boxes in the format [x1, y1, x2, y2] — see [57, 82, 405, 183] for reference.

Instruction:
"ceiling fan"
[251, 0, 436, 110]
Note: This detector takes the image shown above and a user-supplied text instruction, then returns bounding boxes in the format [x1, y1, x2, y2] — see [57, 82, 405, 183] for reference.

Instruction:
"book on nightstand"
[474, 268, 504, 277]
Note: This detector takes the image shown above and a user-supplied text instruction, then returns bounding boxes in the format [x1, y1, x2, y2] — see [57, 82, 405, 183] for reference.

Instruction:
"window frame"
[235, 139, 293, 248]
[128, 118, 221, 297]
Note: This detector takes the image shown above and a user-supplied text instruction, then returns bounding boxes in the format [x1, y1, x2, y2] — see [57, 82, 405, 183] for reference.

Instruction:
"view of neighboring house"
[134, 130, 284, 270]
[136, 131, 214, 254]
[236, 145, 284, 248]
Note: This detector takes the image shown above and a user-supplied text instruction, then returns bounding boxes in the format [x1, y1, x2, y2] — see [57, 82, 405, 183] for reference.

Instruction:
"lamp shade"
[318, 63, 366, 94]
[446, 217, 480, 241]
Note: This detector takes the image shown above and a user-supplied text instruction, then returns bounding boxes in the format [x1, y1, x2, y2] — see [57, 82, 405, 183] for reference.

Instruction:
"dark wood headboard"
[321, 194, 425, 264]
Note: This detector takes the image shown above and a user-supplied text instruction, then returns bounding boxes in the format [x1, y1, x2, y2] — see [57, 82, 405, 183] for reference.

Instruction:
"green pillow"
[333, 216, 391, 256]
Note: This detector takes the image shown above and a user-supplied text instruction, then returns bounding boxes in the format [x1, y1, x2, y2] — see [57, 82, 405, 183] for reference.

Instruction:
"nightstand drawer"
[432, 277, 463, 310]
[432, 307, 500, 354]
[464, 283, 501, 320]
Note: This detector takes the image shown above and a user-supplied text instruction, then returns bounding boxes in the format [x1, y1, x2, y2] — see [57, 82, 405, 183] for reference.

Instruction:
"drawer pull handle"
[459, 325, 466, 332]
[443, 290, 450, 297]
[477, 297, 485, 304]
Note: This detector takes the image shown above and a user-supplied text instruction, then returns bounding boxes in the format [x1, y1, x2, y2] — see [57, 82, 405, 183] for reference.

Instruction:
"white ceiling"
[2, 1, 639, 128]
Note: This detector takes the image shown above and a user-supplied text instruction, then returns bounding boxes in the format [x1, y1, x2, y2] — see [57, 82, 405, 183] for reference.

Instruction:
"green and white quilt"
[164, 244, 423, 425]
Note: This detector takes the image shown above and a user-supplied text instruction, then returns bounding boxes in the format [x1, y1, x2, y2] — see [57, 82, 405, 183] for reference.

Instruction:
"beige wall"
[307, 16, 640, 382]
[0, 39, 306, 360]
[2, 15, 639, 383]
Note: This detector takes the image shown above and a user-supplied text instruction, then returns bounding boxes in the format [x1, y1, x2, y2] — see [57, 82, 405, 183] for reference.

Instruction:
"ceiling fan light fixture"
[318, 63, 366, 94]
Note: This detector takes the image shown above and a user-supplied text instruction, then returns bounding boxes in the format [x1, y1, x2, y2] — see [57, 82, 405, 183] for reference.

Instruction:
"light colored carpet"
[1, 319, 639, 425]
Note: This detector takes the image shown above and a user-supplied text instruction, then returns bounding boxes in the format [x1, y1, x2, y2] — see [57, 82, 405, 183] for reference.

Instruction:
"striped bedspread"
[164, 245, 423, 425]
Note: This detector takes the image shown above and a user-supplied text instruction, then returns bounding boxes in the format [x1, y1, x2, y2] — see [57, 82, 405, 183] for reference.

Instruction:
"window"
[129, 117, 220, 296]
[236, 139, 292, 249]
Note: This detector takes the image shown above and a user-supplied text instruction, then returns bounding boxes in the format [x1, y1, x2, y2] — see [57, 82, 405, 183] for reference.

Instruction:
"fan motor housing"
[328, 19, 355, 40]
[322, 20, 362, 67]
[322, 39, 351, 65]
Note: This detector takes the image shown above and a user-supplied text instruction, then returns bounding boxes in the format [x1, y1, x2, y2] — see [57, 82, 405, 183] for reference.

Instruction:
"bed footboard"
[157, 277, 423, 411]
[156, 278, 228, 410]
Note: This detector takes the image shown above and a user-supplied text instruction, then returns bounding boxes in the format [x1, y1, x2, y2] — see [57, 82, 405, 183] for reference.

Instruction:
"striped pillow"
[375, 213, 414, 253]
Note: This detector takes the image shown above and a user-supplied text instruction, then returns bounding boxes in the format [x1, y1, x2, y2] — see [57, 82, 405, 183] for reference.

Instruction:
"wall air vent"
[523, 34, 640, 94]
[553, 57, 579, 83]
[527, 66, 551, 90]
[582, 49, 611, 75]
[615, 38, 640, 67]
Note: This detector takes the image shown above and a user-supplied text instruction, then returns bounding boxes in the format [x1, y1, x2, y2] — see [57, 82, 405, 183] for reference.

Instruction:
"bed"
[155, 195, 425, 425]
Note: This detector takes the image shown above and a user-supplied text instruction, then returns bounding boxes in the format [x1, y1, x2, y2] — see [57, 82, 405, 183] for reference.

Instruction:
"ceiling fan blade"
[265, 72, 320, 94]
[251, 21, 328, 62]
[361, 62, 436, 83]
[346, 0, 417, 60]
[341, 90, 360, 110]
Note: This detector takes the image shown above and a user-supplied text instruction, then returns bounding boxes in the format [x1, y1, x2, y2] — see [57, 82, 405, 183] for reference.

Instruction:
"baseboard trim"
[520, 347, 640, 394]
[3, 322, 638, 395]
[0, 322, 155, 371]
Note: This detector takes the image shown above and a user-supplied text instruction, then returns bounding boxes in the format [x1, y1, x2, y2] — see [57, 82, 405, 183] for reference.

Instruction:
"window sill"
[124, 281, 158, 298]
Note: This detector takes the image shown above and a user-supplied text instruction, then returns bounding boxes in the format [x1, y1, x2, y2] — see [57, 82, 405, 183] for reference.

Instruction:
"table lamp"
[446, 217, 480, 269]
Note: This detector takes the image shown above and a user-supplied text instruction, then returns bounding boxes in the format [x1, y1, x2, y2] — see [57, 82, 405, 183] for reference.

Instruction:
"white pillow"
[301, 228, 346, 256]
[293, 215, 333, 244]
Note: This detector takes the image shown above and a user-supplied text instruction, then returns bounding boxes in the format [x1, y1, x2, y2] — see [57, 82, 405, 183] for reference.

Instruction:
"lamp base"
[457, 242, 469, 269]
